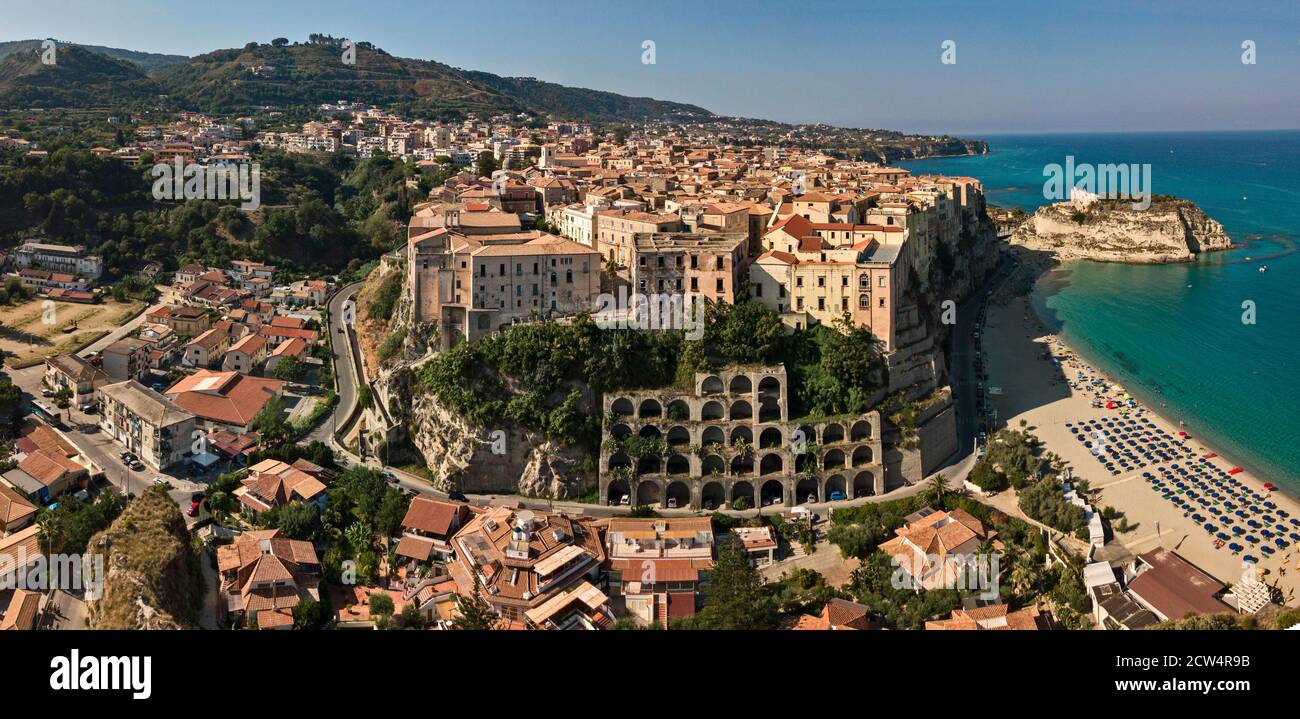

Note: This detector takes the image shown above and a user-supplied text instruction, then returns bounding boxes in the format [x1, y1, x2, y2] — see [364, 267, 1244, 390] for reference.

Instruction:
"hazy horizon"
[5, 0, 1300, 135]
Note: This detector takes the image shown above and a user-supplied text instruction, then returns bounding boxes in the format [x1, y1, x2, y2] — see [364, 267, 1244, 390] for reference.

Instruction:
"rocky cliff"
[1010, 195, 1233, 263]
[86, 488, 202, 630]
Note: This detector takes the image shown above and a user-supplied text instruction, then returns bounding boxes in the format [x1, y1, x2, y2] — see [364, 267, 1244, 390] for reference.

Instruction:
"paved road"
[305, 282, 362, 444]
[951, 252, 1017, 452]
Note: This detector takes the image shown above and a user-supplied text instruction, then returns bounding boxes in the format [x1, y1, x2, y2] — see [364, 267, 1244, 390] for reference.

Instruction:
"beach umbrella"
[1263, 482, 1276, 490]
[1217, 532, 1230, 541]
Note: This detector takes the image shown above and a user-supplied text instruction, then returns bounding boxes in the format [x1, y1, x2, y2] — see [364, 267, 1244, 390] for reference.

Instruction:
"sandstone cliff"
[86, 488, 201, 630]
[1010, 196, 1233, 263]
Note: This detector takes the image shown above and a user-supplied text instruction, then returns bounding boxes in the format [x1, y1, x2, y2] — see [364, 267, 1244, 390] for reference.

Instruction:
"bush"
[968, 460, 1009, 492]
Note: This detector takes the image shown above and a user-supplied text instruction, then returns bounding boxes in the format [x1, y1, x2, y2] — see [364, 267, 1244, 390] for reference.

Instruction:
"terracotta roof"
[400, 496, 464, 537]
[0, 484, 37, 526]
[1127, 549, 1232, 620]
[165, 370, 284, 427]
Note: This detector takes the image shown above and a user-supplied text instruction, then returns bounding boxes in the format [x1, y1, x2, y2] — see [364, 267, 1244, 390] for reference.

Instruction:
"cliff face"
[1010, 196, 1233, 263]
[864, 138, 987, 164]
[86, 489, 201, 630]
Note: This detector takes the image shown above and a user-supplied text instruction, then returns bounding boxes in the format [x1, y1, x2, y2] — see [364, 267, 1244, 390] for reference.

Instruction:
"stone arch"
[730, 481, 754, 507]
[729, 399, 753, 421]
[729, 426, 753, 445]
[665, 481, 690, 508]
[638, 425, 662, 439]
[610, 423, 632, 440]
[636, 480, 662, 506]
[666, 425, 691, 448]
[852, 445, 873, 467]
[796, 477, 818, 504]
[666, 399, 691, 422]
[760, 479, 785, 506]
[701, 400, 725, 421]
[825, 475, 846, 501]
[854, 470, 875, 497]
[666, 454, 690, 476]
[638, 398, 662, 419]
[730, 454, 754, 476]
[795, 452, 815, 473]
[701, 454, 725, 476]
[822, 422, 845, 444]
[608, 452, 631, 471]
[702, 481, 725, 509]
[636, 455, 661, 476]
[610, 398, 634, 417]
[824, 448, 846, 470]
[701, 426, 725, 447]
[797, 424, 817, 446]
[760, 453, 784, 476]
[758, 376, 781, 400]
[729, 375, 753, 394]
[701, 375, 723, 395]
[851, 419, 872, 441]
[759, 426, 783, 449]
[607, 479, 630, 505]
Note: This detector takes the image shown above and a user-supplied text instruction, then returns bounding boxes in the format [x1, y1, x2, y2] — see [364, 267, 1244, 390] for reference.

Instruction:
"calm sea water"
[902, 132, 1300, 491]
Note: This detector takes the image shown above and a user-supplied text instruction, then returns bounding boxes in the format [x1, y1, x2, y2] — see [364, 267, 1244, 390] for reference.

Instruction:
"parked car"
[190, 491, 205, 503]
[151, 476, 168, 486]
[619, 495, 629, 506]
[129, 461, 144, 471]
[448, 490, 468, 502]
[828, 491, 846, 502]
[667, 497, 678, 509]
[40, 388, 53, 397]
[187, 502, 200, 517]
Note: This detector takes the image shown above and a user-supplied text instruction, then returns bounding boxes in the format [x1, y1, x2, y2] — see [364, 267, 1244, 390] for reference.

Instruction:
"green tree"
[271, 354, 305, 382]
[251, 395, 291, 444]
[400, 601, 426, 629]
[475, 151, 498, 179]
[696, 535, 777, 630]
[452, 567, 500, 630]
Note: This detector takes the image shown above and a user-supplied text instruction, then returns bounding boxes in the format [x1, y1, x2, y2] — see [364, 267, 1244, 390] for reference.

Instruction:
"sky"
[4, 0, 1300, 135]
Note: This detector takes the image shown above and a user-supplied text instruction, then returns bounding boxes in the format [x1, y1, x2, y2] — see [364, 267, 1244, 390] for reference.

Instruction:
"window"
[499, 263, 506, 276]
[817, 277, 825, 288]
[690, 255, 698, 269]
[879, 297, 886, 307]
[516, 263, 522, 275]
[754, 283, 762, 297]
[657, 256, 665, 267]
[879, 276, 886, 287]
[796, 277, 803, 288]
[859, 295, 869, 309]
[640, 257, 646, 266]
[691, 277, 699, 291]
[818, 298, 825, 311]
[716, 278, 724, 293]
[842, 276, 849, 287]
[859, 275, 869, 289]
[566, 270, 573, 283]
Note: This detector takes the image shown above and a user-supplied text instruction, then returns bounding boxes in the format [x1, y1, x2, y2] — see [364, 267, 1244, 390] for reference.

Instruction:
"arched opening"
[759, 427, 783, 449]
[760, 453, 784, 476]
[729, 399, 753, 421]
[636, 456, 661, 476]
[798, 425, 817, 446]
[701, 426, 725, 447]
[822, 423, 845, 444]
[666, 454, 690, 476]
[638, 399, 662, 419]
[702, 481, 725, 510]
[729, 426, 753, 446]
[608, 452, 631, 472]
[610, 398, 634, 417]
[851, 419, 872, 441]
[759, 400, 781, 422]
[730, 481, 754, 509]
[666, 425, 690, 448]
[610, 423, 632, 440]
[852, 445, 873, 467]
[825, 475, 847, 501]
[701, 454, 725, 476]
[701, 375, 723, 395]
[760, 479, 785, 507]
[795, 452, 815, 473]
[665, 481, 690, 509]
[824, 449, 846, 471]
[636, 481, 662, 507]
[729, 375, 753, 395]
[607, 479, 630, 506]
[638, 425, 662, 439]
[853, 471, 875, 497]
[758, 376, 781, 400]
[666, 399, 691, 422]
[730, 454, 754, 476]
[796, 478, 818, 504]
[701, 400, 724, 421]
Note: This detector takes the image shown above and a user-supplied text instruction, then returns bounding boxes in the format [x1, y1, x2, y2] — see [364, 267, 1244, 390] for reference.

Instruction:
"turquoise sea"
[902, 131, 1300, 492]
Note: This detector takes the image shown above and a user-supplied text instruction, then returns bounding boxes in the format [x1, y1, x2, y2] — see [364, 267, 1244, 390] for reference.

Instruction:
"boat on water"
[1259, 265, 1267, 273]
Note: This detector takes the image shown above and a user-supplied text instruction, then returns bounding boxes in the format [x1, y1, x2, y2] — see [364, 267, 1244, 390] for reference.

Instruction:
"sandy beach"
[983, 254, 1300, 609]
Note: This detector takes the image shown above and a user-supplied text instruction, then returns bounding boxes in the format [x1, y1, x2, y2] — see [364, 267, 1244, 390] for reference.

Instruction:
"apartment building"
[631, 232, 747, 304]
[98, 380, 197, 471]
[44, 353, 109, 410]
[146, 304, 213, 336]
[13, 241, 104, 280]
[603, 517, 715, 625]
[101, 338, 150, 382]
[164, 369, 285, 434]
[595, 209, 683, 267]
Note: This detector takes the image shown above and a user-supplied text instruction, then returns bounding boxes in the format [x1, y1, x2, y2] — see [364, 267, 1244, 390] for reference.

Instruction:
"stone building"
[598, 366, 887, 510]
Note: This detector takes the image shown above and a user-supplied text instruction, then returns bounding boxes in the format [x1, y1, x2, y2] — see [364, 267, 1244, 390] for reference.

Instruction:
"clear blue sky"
[5, 0, 1300, 134]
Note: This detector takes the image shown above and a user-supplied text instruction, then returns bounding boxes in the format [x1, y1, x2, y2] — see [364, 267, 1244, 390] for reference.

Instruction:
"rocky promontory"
[1009, 195, 1233, 263]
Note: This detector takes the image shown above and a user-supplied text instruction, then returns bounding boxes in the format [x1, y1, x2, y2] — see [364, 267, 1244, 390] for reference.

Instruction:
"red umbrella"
[1203, 453, 1217, 458]
[1229, 468, 1244, 475]
[1178, 431, 1188, 436]
[1263, 483, 1276, 491]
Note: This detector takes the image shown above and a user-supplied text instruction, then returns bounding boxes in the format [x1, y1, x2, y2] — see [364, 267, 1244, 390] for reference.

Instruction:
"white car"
[151, 476, 169, 486]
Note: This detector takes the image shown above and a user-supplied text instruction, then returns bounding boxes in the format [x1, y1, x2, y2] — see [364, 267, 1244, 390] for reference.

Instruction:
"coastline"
[985, 249, 1300, 603]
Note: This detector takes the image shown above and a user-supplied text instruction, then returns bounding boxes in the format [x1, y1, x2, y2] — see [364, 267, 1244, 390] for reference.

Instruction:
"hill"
[150, 39, 707, 121]
[85, 488, 204, 630]
[1009, 195, 1234, 263]
[0, 44, 162, 108]
[0, 39, 188, 71]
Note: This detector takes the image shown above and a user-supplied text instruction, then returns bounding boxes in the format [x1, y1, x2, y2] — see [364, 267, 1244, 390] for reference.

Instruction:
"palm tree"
[1011, 553, 1041, 596]
[926, 473, 948, 505]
